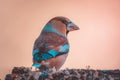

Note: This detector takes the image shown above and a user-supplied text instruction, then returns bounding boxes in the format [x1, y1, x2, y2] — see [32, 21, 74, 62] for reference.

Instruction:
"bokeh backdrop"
[0, 0, 120, 79]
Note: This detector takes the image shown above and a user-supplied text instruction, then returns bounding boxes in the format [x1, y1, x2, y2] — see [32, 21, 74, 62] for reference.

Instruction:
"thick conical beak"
[67, 22, 79, 31]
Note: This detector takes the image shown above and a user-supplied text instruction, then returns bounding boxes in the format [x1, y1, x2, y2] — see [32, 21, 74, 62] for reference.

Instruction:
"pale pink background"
[0, 0, 120, 79]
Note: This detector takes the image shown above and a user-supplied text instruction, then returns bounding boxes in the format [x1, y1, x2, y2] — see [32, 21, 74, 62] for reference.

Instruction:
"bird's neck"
[43, 23, 67, 37]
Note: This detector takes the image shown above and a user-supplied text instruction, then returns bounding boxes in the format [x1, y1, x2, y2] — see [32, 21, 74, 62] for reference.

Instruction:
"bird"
[32, 16, 79, 71]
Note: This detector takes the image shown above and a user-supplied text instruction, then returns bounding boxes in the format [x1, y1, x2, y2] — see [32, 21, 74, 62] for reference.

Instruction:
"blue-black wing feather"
[33, 32, 69, 62]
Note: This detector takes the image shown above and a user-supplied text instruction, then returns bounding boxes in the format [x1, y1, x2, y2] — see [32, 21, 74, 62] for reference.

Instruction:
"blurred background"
[0, 0, 120, 79]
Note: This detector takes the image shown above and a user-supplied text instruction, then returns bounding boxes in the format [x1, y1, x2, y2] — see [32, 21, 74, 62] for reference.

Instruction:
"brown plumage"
[32, 16, 79, 71]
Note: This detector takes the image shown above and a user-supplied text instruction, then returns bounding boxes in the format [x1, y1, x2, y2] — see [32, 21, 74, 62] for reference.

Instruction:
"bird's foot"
[50, 67, 57, 73]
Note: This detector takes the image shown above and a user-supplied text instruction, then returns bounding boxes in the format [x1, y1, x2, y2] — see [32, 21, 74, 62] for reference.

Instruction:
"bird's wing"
[33, 32, 69, 61]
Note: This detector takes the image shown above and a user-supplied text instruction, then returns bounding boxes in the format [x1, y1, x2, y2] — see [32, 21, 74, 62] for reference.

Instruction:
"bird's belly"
[41, 54, 68, 70]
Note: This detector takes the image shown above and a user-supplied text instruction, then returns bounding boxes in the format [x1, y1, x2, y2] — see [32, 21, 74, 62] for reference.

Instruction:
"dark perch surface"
[5, 66, 120, 80]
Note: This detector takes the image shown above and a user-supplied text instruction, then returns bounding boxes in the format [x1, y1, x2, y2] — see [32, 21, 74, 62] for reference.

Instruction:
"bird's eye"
[61, 20, 68, 26]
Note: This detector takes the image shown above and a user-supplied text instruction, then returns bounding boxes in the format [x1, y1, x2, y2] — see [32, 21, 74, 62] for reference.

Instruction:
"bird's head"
[48, 16, 80, 36]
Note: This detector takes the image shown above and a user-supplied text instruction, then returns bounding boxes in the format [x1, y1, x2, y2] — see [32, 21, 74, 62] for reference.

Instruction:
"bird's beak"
[67, 22, 80, 32]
